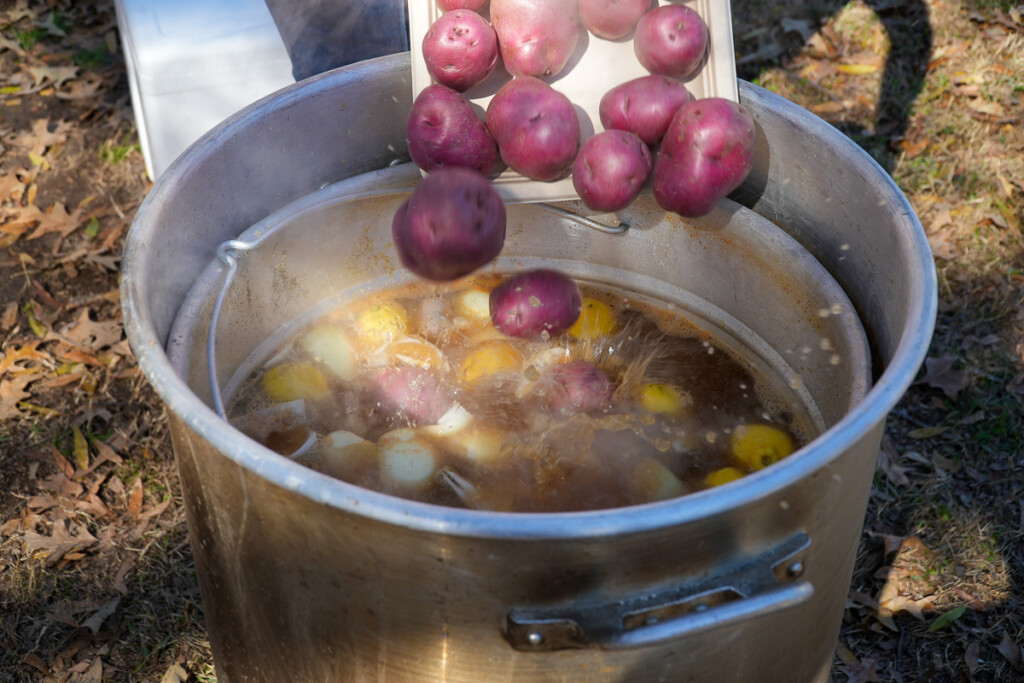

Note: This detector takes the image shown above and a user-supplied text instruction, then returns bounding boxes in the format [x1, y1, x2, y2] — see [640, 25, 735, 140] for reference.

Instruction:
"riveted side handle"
[506, 533, 812, 652]
[596, 581, 812, 650]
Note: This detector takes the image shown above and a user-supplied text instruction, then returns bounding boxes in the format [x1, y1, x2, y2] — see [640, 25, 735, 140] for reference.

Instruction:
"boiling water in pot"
[225, 273, 823, 512]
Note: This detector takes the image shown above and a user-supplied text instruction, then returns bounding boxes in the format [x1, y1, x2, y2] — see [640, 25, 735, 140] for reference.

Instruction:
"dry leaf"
[0, 371, 40, 420]
[877, 537, 937, 621]
[26, 66, 78, 89]
[0, 169, 24, 200]
[127, 478, 143, 519]
[81, 596, 120, 635]
[839, 656, 880, 683]
[838, 62, 881, 75]
[26, 201, 84, 240]
[14, 118, 71, 157]
[72, 426, 90, 471]
[0, 204, 45, 237]
[55, 73, 104, 101]
[965, 641, 981, 675]
[22, 653, 50, 676]
[22, 521, 98, 566]
[76, 439, 123, 479]
[37, 473, 83, 497]
[61, 308, 124, 349]
[0, 340, 48, 376]
[160, 663, 189, 683]
[113, 557, 135, 594]
[998, 630, 1024, 671]
[907, 426, 948, 439]
[67, 656, 102, 683]
[810, 101, 847, 115]
[877, 436, 910, 486]
[1, 301, 17, 331]
[915, 355, 969, 398]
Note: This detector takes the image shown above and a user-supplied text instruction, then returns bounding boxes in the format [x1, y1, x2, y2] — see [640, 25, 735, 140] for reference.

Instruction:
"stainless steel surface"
[121, 53, 937, 682]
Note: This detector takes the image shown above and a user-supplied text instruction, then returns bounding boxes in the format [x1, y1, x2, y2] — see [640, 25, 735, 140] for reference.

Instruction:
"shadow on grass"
[733, 0, 933, 171]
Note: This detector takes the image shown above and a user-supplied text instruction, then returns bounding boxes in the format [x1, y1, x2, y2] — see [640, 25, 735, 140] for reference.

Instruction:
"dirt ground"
[1, 0, 1022, 681]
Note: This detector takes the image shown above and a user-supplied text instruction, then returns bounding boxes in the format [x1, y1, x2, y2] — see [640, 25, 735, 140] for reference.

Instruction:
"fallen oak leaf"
[26, 201, 84, 240]
[67, 656, 103, 683]
[0, 204, 45, 236]
[14, 118, 72, 157]
[52, 308, 124, 349]
[0, 340, 48, 377]
[0, 169, 25, 200]
[21, 520, 98, 566]
[36, 473, 83, 497]
[26, 65, 78, 89]
[914, 355, 969, 398]
[0, 370, 41, 420]
[55, 73, 105, 101]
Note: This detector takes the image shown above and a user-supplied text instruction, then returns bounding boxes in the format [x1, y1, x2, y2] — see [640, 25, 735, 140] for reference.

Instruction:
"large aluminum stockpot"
[121, 54, 936, 682]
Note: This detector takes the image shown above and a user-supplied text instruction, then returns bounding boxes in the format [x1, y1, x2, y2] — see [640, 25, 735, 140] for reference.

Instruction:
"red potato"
[633, 4, 709, 79]
[489, 269, 582, 338]
[652, 98, 757, 218]
[422, 10, 499, 92]
[549, 360, 615, 415]
[407, 84, 500, 175]
[438, 0, 488, 10]
[489, 0, 580, 78]
[578, 0, 650, 40]
[392, 167, 506, 281]
[370, 366, 452, 425]
[486, 77, 580, 182]
[572, 130, 653, 212]
[599, 75, 693, 147]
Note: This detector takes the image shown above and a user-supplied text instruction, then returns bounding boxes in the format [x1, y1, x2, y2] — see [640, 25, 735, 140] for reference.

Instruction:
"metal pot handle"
[505, 533, 812, 652]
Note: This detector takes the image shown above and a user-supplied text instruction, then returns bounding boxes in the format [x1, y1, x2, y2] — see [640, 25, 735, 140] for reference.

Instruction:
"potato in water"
[229, 273, 814, 512]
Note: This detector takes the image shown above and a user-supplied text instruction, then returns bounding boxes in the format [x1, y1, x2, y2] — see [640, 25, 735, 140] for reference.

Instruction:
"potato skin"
[633, 4, 709, 79]
[407, 84, 500, 175]
[549, 360, 615, 415]
[489, 269, 582, 338]
[422, 10, 499, 92]
[490, 0, 580, 78]
[392, 167, 506, 281]
[369, 366, 452, 425]
[599, 75, 693, 147]
[578, 0, 650, 40]
[652, 98, 757, 218]
[485, 77, 580, 182]
[438, 0, 488, 10]
[572, 130, 653, 212]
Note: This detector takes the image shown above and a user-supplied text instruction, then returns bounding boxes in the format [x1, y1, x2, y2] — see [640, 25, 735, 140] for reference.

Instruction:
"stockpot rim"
[121, 54, 937, 541]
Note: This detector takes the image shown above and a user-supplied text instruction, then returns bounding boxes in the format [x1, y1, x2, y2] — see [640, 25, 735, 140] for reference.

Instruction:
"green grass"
[74, 48, 111, 67]
[14, 26, 46, 50]
[100, 131, 141, 164]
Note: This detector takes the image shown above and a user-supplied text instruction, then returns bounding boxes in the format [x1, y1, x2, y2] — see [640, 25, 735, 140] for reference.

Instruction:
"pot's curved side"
[170, 410, 879, 682]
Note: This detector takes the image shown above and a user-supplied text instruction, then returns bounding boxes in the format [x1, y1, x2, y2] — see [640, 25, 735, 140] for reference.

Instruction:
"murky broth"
[228, 274, 818, 512]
